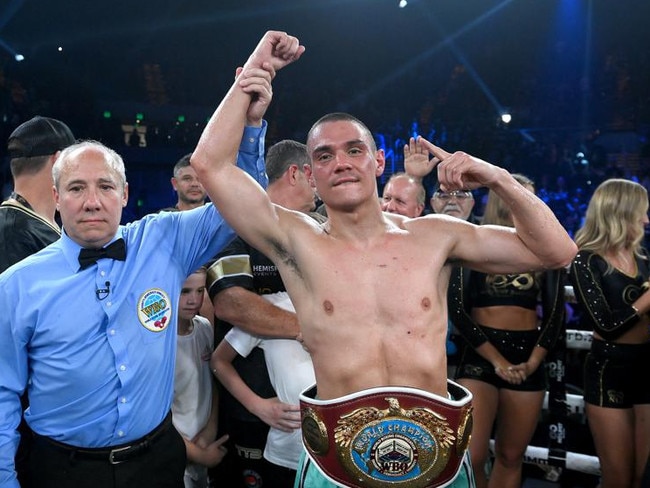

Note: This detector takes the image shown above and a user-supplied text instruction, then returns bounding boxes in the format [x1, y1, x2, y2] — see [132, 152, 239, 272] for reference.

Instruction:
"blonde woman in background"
[450, 174, 566, 488]
[569, 178, 650, 488]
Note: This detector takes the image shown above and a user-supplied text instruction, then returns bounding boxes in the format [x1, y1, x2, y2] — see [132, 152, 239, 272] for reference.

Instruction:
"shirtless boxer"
[192, 31, 577, 488]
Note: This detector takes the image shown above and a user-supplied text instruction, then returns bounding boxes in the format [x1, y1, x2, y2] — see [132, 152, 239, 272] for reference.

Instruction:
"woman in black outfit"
[569, 178, 650, 488]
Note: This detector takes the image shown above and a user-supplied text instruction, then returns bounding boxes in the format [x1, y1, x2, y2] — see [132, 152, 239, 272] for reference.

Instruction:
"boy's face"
[178, 272, 206, 321]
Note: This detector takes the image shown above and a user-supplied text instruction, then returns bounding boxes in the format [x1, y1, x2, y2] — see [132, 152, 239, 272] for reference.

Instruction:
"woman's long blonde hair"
[482, 173, 535, 227]
[574, 178, 648, 258]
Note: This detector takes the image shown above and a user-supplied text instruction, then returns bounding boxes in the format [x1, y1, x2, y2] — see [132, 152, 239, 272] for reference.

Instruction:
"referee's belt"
[37, 411, 172, 465]
[299, 381, 473, 488]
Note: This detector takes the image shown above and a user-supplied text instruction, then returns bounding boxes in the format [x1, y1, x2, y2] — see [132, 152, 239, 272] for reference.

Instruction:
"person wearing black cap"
[0, 116, 75, 488]
[0, 115, 76, 273]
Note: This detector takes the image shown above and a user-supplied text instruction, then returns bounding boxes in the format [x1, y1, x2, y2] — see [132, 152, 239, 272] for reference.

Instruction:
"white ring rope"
[565, 329, 593, 350]
[543, 391, 584, 415]
[488, 441, 601, 476]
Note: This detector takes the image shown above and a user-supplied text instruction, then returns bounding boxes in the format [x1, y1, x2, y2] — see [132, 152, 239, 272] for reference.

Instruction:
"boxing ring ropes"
[486, 285, 602, 480]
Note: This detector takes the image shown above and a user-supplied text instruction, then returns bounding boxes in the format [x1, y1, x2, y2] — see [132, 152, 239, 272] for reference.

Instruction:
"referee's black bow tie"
[78, 238, 127, 269]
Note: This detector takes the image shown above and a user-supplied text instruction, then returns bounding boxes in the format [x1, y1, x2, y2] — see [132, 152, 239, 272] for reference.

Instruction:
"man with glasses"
[431, 188, 477, 222]
[403, 137, 478, 222]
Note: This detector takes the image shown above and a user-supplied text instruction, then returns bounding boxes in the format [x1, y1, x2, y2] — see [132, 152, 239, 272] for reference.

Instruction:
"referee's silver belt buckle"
[109, 445, 133, 465]
[105, 412, 172, 463]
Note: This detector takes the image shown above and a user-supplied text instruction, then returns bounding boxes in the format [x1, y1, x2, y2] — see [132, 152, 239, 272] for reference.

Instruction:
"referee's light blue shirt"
[0, 123, 267, 487]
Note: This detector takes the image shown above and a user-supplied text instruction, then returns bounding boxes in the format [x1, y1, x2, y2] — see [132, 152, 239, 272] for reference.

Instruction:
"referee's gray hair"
[53, 140, 127, 191]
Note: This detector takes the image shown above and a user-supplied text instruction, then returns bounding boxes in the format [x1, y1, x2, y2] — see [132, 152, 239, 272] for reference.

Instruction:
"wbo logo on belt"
[300, 383, 473, 488]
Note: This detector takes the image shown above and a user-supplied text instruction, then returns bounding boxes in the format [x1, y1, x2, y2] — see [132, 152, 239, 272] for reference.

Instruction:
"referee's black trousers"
[29, 416, 186, 488]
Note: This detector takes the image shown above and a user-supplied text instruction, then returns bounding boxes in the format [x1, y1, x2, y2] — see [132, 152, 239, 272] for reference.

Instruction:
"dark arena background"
[1, 1, 649, 486]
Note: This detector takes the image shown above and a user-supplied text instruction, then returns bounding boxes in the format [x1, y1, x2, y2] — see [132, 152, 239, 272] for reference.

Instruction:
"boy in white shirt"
[213, 291, 315, 486]
[173, 267, 229, 488]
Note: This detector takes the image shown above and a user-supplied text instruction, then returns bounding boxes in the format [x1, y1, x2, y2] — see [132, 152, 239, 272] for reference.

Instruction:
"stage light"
[15, 53, 23, 62]
[575, 152, 588, 166]
[399, 0, 408, 8]
[500, 113, 512, 124]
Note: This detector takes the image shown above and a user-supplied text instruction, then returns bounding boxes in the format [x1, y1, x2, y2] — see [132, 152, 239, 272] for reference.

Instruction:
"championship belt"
[299, 381, 473, 488]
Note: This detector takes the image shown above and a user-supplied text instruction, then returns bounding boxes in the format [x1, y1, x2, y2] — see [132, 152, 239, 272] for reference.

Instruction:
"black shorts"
[455, 325, 547, 392]
[583, 339, 650, 408]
